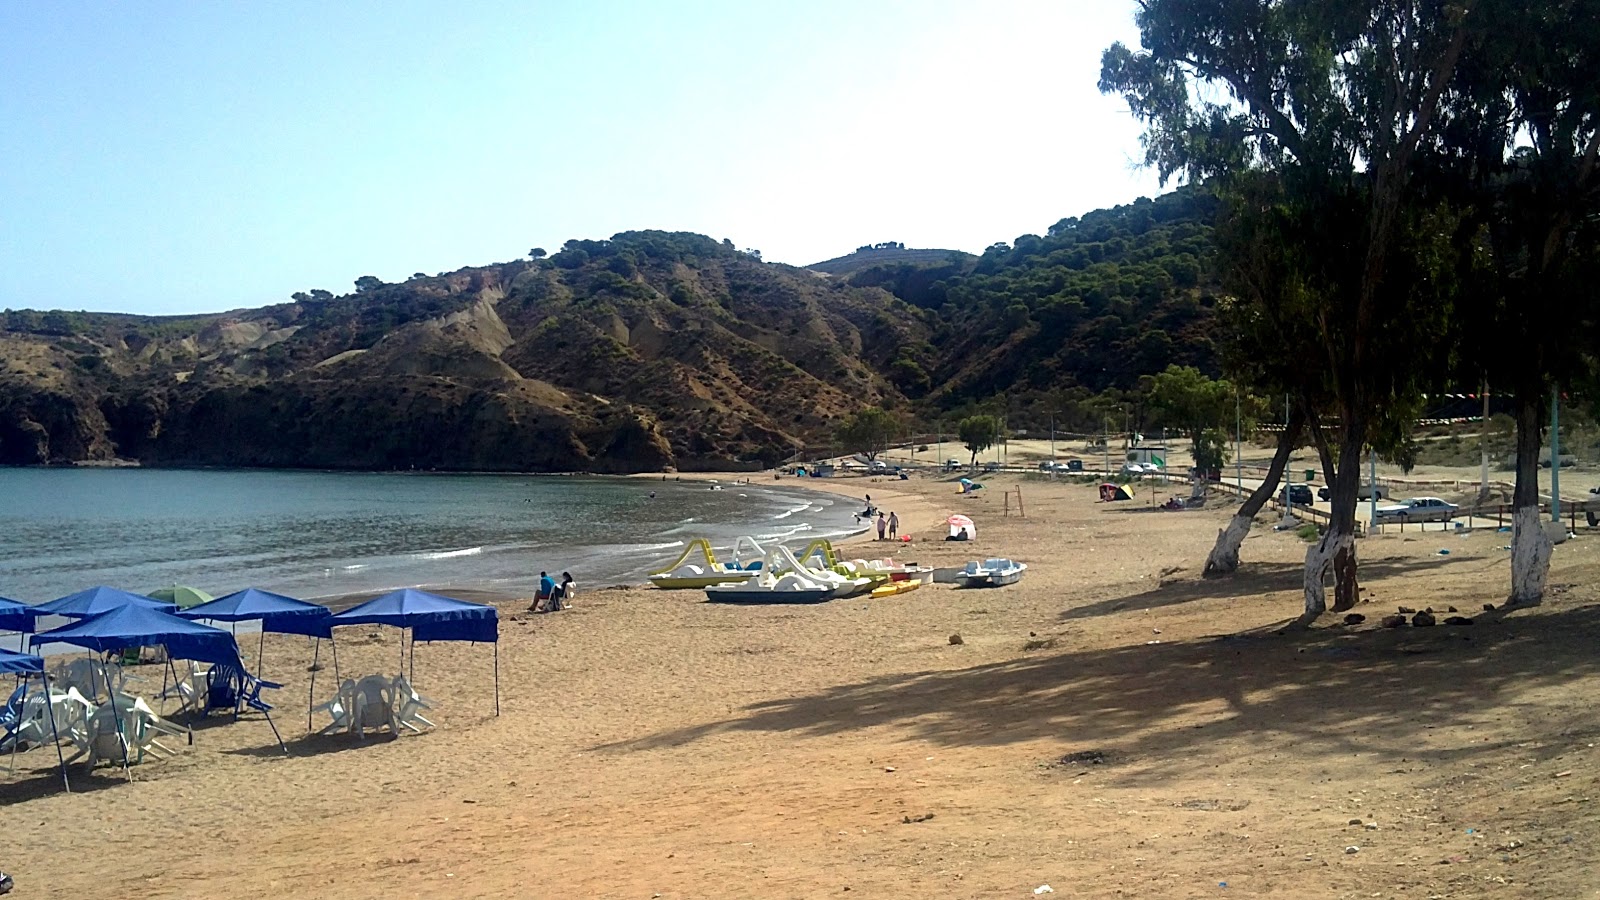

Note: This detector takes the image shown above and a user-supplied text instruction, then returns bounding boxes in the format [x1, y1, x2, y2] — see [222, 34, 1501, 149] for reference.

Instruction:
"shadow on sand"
[595, 594, 1600, 784]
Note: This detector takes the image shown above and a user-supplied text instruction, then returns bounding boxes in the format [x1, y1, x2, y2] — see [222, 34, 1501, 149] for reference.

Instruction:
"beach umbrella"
[147, 585, 215, 610]
[946, 515, 976, 539]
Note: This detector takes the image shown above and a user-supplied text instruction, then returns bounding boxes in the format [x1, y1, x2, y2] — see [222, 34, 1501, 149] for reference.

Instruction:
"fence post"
[1016, 485, 1026, 518]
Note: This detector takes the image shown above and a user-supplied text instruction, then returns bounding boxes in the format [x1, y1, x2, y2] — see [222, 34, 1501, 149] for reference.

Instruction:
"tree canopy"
[958, 415, 1001, 467]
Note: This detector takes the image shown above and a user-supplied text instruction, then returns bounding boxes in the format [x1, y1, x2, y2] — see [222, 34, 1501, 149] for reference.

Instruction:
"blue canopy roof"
[180, 588, 331, 636]
[32, 586, 178, 619]
[30, 604, 243, 670]
[328, 588, 498, 643]
[0, 595, 39, 633]
[0, 646, 43, 675]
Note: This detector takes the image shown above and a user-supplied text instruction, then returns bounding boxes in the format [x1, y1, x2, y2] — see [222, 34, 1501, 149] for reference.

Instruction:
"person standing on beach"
[888, 511, 899, 539]
[876, 512, 887, 540]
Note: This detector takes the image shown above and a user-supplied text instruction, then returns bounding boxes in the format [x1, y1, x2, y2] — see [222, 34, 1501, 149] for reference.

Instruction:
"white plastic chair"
[52, 659, 122, 699]
[311, 680, 355, 735]
[158, 662, 211, 717]
[5, 687, 95, 754]
[348, 675, 397, 738]
[391, 675, 434, 733]
[80, 695, 187, 768]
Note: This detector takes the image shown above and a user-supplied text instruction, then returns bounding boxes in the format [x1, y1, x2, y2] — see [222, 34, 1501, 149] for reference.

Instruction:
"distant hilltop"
[0, 188, 1220, 472]
[806, 246, 976, 277]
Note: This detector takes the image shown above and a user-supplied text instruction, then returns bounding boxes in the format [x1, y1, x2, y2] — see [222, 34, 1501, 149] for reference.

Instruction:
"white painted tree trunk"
[1509, 505, 1553, 606]
[1204, 515, 1253, 577]
[1301, 530, 1351, 621]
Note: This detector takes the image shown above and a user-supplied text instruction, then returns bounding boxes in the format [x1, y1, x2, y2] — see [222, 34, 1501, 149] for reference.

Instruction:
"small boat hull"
[869, 580, 922, 599]
[704, 587, 843, 605]
[650, 572, 757, 590]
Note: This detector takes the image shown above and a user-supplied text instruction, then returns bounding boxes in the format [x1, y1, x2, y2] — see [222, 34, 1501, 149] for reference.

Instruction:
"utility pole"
[1369, 447, 1377, 532]
[1050, 415, 1057, 476]
[1235, 389, 1242, 490]
[1478, 381, 1490, 503]
[1281, 394, 1292, 522]
[1551, 387, 1562, 524]
[1104, 416, 1111, 476]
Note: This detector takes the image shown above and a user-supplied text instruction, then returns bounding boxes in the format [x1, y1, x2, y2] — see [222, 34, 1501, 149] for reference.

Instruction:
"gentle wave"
[757, 524, 814, 540]
[772, 502, 812, 520]
[612, 540, 686, 552]
[412, 547, 485, 560]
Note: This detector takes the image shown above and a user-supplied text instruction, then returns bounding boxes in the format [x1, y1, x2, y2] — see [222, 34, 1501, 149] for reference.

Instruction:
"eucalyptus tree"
[1438, 0, 1600, 609]
[1101, 0, 1478, 622]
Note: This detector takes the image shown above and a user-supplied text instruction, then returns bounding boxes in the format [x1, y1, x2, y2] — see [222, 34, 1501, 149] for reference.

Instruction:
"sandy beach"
[4, 472, 1598, 898]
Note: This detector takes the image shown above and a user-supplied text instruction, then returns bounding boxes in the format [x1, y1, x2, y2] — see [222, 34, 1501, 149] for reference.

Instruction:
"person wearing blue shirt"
[531, 571, 557, 613]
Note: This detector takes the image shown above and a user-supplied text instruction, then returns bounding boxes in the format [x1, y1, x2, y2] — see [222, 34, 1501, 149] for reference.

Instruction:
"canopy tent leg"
[257, 629, 267, 679]
[409, 634, 415, 682]
[164, 656, 194, 745]
[330, 635, 341, 684]
[102, 655, 132, 781]
[306, 638, 321, 733]
[263, 708, 288, 755]
[397, 627, 405, 674]
[6, 674, 18, 774]
[157, 658, 172, 718]
[40, 669, 70, 793]
[493, 641, 500, 717]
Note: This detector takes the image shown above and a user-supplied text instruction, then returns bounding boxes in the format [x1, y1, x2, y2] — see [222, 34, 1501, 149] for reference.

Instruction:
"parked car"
[944, 459, 963, 471]
[1374, 496, 1458, 523]
[1287, 484, 1314, 506]
[982, 461, 1002, 472]
[1318, 483, 1389, 501]
[1121, 462, 1150, 476]
[1065, 459, 1084, 471]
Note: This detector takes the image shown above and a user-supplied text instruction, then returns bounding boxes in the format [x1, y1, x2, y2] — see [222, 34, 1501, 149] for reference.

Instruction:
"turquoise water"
[0, 468, 864, 606]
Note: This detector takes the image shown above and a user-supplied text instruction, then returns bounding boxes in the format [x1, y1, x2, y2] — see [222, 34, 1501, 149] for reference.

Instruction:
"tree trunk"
[1302, 414, 1364, 622]
[1204, 414, 1304, 578]
[1507, 389, 1552, 608]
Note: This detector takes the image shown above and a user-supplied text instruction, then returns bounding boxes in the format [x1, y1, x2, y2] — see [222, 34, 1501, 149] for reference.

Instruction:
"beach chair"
[158, 661, 211, 718]
[311, 681, 355, 736]
[348, 675, 397, 738]
[8, 687, 95, 756]
[0, 683, 24, 735]
[391, 675, 434, 733]
[53, 658, 122, 700]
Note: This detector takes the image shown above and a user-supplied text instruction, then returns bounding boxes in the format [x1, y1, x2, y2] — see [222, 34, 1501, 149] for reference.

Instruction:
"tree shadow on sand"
[1059, 554, 1493, 621]
[594, 601, 1600, 785]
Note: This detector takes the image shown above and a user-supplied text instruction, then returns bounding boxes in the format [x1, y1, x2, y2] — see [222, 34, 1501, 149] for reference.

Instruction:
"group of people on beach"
[530, 570, 574, 613]
[857, 493, 900, 540]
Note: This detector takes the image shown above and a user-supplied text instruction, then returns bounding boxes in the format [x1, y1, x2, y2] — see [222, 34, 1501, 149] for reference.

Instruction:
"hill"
[0, 189, 1223, 470]
[0, 232, 927, 470]
[806, 245, 975, 278]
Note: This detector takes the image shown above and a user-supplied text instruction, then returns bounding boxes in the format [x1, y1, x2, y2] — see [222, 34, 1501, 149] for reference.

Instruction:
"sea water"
[0, 468, 865, 607]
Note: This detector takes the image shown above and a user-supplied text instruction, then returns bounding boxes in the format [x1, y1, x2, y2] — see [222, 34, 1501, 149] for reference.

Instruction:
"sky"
[0, 1, 1165, 316]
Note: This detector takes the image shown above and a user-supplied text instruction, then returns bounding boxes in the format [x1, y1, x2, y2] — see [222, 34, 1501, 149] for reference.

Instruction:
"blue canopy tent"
[0, 596, 40, 635]
[0, 646, 72, 792]
[32, 586, 178, 619]
[180, 588, 332, 681]
[29, 605, 284, 770]
[313, 589, 500, 725]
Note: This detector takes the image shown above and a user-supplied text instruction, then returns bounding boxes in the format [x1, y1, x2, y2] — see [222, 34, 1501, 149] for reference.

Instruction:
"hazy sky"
[1, 1, 1163, 316]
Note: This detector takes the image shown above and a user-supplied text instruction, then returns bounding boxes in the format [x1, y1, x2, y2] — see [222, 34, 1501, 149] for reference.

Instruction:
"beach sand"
[4, 473, 1599, 898]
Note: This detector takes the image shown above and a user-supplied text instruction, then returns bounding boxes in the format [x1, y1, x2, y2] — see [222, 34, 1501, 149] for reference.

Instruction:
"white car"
[1374, 496, 1458, 523]
[1121, 462, 1155, 476]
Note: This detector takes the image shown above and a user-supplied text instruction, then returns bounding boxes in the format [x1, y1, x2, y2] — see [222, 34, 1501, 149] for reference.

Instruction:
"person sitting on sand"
[876, 511, 888, 540]
[559, 571, 575, 609]
[531, 571, 556, 612]
[888, 511, 899, 539]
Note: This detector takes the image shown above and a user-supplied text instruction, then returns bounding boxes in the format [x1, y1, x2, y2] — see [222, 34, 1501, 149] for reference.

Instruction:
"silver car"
[1374, 496, 1458, 523]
